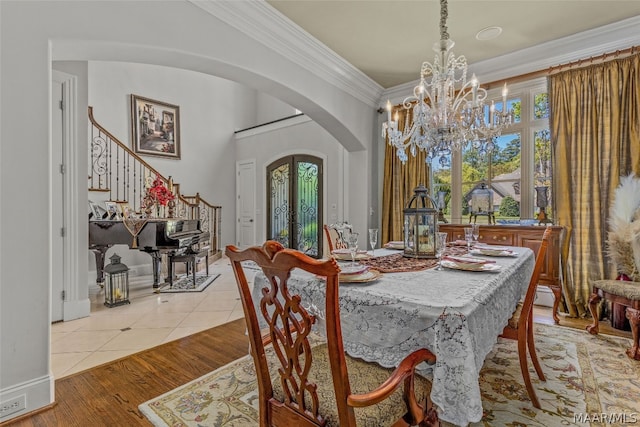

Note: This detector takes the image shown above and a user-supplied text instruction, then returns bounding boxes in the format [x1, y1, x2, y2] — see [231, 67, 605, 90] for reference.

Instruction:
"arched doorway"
[266, 155, 323, 257]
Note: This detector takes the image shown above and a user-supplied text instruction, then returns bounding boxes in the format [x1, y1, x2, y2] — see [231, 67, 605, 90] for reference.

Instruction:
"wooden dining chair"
[500, 226, 551, 409]
[226, 241, 439, 426]
[323, 222, 353, 253]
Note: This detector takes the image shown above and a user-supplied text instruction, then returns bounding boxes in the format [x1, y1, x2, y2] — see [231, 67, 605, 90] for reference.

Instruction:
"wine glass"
[368, 228, 378, 257]
[347, 233, 359, 265]
[464, 227, 473, 253]
[471, 224, 480, 247]
[435, 232, 448, 270]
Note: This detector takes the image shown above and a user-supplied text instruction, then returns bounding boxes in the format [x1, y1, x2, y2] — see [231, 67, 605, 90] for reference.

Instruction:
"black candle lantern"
[403, 185, 438, 259]
[535, 186, 552, 225]
[469, 181, 495, 224]
[104, 253, 130, 307]
[437, 190, 448, 223]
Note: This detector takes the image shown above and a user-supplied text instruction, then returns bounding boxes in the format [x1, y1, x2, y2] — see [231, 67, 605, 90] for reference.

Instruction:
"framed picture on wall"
[130, 94, 181, 159]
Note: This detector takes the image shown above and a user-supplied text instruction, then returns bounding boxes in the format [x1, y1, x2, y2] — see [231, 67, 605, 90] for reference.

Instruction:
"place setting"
[439, 255, 502, 272]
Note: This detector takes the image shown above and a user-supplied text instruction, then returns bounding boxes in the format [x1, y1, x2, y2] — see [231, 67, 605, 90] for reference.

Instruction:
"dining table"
[251, 245, 535, 426]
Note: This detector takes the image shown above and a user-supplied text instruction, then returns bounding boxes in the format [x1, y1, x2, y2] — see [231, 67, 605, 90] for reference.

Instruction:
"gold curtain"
[381, 107, 431, 245]
[549, 53, 640, 317]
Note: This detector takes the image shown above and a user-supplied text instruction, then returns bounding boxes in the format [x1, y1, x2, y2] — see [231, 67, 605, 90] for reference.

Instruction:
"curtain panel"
[549, 53, 640, 317]
[381, 107, 431, 245]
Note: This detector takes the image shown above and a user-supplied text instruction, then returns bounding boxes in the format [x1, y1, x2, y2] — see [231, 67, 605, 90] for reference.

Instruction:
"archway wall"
[0, 0, 374, 419]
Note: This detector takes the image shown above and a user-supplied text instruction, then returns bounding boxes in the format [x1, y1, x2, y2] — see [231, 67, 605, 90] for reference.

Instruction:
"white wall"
[255, 92, 298, 125]
[0, 1, 375, 420]
[235, 117, 349, 256]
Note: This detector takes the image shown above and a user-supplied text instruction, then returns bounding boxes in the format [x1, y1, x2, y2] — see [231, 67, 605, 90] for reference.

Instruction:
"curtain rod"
[483, 44, 640, 90]
[380, 44, 640, 112]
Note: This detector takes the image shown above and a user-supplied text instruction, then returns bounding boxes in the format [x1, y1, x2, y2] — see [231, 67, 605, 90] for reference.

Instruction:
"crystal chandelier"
[382, 0, 513, 165]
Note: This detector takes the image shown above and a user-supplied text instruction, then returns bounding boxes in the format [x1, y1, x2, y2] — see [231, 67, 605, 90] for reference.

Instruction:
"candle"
[471, 74, 478, 106]
[502, 83, 508, 111]
[489, 102, 495, 127]
[386, 100, 392, 122]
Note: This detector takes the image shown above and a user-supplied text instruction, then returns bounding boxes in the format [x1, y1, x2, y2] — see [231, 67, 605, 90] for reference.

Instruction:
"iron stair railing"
[88, 106, 222, 257]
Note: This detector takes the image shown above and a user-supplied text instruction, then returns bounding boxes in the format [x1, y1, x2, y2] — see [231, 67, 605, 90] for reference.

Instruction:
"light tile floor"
[51, 256, 247, 379]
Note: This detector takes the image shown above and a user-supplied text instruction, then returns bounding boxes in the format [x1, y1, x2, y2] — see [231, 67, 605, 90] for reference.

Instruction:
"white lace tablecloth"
[252, 247, 535, 426]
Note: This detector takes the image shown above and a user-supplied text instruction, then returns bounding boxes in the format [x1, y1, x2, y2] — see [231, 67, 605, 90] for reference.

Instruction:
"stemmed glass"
[347, 233, 359, 265]
[464, 227, 473, 253]
[368, 228, 378, 257]
[435, 232, 448, 270]
[471, 224, 480, 247]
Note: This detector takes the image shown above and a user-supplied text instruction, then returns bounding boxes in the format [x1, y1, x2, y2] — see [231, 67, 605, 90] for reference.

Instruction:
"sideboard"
[439, 224, 565, 323]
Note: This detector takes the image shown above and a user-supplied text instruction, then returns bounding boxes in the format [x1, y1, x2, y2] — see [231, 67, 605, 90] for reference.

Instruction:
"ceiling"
[266, 0, 640, 89]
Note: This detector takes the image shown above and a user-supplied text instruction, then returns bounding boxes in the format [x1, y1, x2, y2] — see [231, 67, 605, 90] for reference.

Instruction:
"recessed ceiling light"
[476, 26, 503, 41]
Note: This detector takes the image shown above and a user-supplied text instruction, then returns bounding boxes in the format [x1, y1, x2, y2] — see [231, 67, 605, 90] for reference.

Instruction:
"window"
[433, 78, 550, 224]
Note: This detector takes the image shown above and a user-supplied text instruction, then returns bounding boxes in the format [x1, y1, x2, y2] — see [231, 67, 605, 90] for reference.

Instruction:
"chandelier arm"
[381, 0, 513, 164]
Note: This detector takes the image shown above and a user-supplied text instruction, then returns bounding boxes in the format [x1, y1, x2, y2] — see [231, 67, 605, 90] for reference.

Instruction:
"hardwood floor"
[2, 308, 632, 427]
[2, 319, 249, 427]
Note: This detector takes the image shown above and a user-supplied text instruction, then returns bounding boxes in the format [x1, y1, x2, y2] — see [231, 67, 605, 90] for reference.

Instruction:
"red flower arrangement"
[147, 174, 175, 206]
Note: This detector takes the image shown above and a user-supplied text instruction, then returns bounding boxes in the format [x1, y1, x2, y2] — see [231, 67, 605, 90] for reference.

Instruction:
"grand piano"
[89, 219, 209, 289]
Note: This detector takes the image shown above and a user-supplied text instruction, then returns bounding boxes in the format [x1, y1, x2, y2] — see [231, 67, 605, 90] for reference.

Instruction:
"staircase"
[88, 106, 222, 259]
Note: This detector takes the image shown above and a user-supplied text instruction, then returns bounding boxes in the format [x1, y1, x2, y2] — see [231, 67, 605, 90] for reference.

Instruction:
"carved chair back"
[225, 241, 438, 426]
[323, 222, 353, 253]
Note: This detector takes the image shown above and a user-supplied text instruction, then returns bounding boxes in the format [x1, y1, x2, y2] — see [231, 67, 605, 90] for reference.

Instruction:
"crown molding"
[189, 0, 383, 107]
[383, 15, 640, 105]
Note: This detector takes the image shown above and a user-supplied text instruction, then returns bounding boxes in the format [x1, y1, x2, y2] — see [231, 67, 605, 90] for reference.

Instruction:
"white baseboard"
[534, 286, 554, 307]
[0, 375, 52, 423]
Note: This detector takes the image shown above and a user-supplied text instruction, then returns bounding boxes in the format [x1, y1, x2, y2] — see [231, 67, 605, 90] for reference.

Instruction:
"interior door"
[266, 155, 323, 257]
[51, 73, 65, 322]
[237, 160, 256, 248]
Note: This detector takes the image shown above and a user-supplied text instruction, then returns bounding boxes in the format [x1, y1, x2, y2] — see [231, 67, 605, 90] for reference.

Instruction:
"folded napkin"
[384, 241, 404, 249]
[471, 247, 515, 256]
[332, 248, 367, 255]
[451, 240, 470, 246]
[474, 244, 510, 251]
[339, 264, 369, 276]
[442, 255, 495, 265]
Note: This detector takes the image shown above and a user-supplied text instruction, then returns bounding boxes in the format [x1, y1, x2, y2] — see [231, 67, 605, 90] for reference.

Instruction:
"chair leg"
[191, 260, 196, 286]
[518, 327, 540, 409]
[168, 258, 174, 287]
[586, 291, 601, 335]
[527, 312, 546, 381]
[625, 307, 640, 361]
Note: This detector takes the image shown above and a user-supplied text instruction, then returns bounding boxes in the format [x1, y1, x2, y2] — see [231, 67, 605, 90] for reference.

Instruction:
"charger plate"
[339, 269, 382, 283]
[332, 252, 371, 261]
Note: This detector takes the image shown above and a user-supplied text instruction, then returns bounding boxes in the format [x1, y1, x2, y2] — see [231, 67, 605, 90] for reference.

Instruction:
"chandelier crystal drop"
[382, 0, 513, 164]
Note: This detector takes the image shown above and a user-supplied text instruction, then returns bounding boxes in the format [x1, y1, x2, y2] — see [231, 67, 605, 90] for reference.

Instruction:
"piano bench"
[167, 248, 209, 287]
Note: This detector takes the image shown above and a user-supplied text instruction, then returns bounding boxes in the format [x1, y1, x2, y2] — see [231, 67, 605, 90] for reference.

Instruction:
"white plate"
[474, 244, 510, 251]
[470, 248, 517, 257]
[339, 264, 369, 276]
[441, 260, 502, 272]
[340, 269, 382, 283]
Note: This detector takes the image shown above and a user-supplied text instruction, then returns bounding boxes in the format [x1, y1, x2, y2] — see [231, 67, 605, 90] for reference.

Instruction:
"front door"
[266, 155, 323, 257]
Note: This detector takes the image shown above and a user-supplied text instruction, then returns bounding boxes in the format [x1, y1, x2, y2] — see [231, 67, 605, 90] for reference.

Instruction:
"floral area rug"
[157, 273, 219, 293]
[139, 324, 639, 426]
